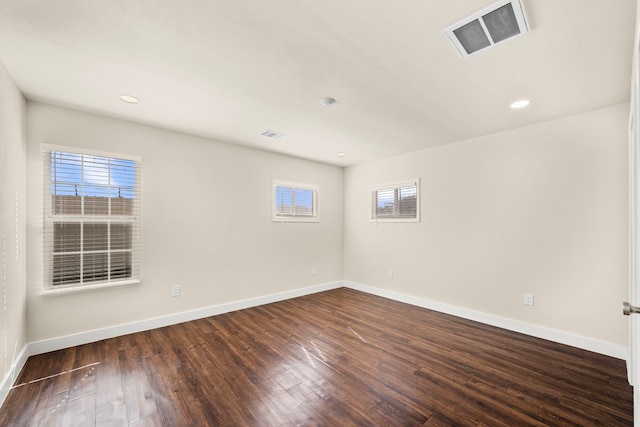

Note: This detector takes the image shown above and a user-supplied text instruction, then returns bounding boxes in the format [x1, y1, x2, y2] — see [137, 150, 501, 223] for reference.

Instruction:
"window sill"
[272, 217, 320, 223]
[370, 218, 420, 223]
[41, 279, 141, 297]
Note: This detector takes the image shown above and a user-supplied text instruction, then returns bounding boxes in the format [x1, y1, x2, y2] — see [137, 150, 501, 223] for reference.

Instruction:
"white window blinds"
[273, 180, 319, 222]
[42, 146, 141, 291]
[371, 179, 420, 222]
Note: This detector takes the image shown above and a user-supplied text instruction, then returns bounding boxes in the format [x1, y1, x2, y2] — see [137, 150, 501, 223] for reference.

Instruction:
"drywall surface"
[25, 102, 343, 342]
[344, 103, 629, 346]
[0, 60, 26, 387]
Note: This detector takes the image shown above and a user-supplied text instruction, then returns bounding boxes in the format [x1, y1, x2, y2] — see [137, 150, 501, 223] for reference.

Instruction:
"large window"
[42, 145, 141, 293]
[370, 179, 419, 222]
[273, 180, 319, 222]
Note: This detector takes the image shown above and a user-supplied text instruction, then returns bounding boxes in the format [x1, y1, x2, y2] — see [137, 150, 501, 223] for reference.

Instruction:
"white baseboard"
[4, 279, 626, 412]
[28, 281, 344, 356]
[23, 280, 628, 359]
[0, 281, 340, 409]
[344, 281, 628, 360]
[0, 344, 29, 408]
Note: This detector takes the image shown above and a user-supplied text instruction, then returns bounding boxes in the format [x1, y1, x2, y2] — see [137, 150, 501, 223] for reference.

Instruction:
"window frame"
[41, 144, 141, 296]
[272, 180, 319, 222]
[370, 178, 420, 223]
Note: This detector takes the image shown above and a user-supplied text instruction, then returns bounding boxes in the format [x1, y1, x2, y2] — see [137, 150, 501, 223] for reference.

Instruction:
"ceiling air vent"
[261, 129, 287, 139]
[444, 0, 529, 58]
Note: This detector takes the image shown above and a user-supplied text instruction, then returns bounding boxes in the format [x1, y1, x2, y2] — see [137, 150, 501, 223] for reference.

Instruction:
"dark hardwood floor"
[0, 287, 633, 426]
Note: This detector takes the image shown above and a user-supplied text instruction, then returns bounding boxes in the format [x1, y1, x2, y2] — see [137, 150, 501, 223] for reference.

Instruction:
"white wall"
[16, 99, 633, 353]
[0, 61, 26, 396]
[25, 102, 344, 343]
[344, 103, 629, 347]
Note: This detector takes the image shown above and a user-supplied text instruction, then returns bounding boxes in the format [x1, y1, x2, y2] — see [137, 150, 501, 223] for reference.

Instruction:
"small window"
[41, 145, 141, 293]
[273, 180, 319, 222]
[370, 179, 419, 222]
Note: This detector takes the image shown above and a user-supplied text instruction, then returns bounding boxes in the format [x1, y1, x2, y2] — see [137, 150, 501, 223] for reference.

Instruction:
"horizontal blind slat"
[273, 181, 319, 221]
[372, 180, 418, 221]
[43, 147, 141, 289]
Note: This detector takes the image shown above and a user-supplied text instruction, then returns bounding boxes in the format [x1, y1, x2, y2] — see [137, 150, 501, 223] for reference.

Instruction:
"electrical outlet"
[387, 271, 393, 280]
[172, 285, 180, 297]
[312, 266, 317, 275]
[523, 293, 534, 306]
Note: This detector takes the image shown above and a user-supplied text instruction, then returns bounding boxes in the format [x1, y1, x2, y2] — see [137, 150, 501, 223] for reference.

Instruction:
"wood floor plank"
[61, 392, 96, 427]
[0, 287, 633, 426]
[118, 343, 158, 424]
[95, 339, 128, 426]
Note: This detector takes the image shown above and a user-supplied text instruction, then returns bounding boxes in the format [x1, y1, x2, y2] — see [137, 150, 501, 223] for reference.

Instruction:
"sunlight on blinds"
[42, 147, 141, 290]
[371, 179, 419, 222]
[273, 181, 319, 222]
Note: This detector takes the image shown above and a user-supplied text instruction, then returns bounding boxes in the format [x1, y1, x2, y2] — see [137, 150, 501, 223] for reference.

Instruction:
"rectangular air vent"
[261, 129, 287, 139]
[444, 0, 529, 58]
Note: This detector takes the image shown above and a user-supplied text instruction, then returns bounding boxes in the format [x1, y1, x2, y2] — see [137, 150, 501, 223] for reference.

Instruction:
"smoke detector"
[444, 0, 529, 58]
[320, 97, 336, 108]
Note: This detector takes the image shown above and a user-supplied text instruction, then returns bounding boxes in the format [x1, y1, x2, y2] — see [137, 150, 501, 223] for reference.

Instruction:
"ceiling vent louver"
[444, 0, 529, 58]
[261, 129, 287, 139]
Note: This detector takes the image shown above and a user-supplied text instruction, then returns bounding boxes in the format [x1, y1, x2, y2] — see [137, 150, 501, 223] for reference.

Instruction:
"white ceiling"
[0, 0, 636, 166]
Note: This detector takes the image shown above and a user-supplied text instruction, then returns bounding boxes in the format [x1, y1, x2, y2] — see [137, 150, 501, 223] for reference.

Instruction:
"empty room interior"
[1, 0, 640, 425]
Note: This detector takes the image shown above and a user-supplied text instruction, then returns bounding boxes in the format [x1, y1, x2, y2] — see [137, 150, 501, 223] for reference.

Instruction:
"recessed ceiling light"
[320, 97, 336, 108]
[337, 152, 347, 157]
[120, 94, 139, 104]
[510, 99, 530, 109]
